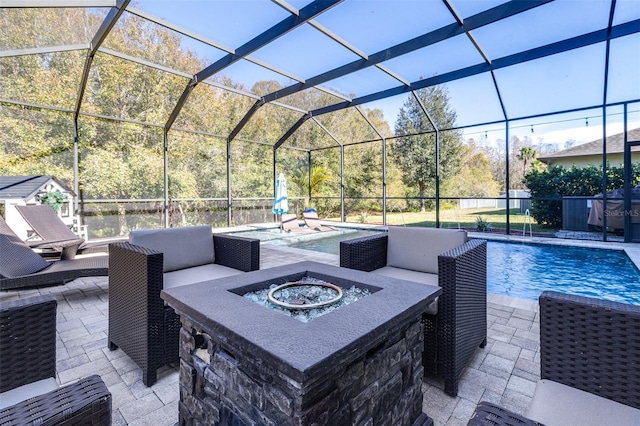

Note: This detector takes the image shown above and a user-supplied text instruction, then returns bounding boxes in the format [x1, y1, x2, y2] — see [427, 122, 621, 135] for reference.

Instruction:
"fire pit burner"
[268, 281, 343, 310]
[243, 275, 371, 322]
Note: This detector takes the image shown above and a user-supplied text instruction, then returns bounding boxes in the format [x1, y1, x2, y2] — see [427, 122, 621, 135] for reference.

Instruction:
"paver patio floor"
[0, 244, 540, 426]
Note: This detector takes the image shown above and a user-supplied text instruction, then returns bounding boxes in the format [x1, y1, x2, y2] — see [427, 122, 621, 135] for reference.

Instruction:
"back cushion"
[387, 226, 467, 274]
[0, 218, 50, 278]
[130, 225, 214, 272]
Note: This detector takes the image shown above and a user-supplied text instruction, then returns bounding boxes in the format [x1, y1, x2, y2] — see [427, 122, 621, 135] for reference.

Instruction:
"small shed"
[0, 175, 77, 241]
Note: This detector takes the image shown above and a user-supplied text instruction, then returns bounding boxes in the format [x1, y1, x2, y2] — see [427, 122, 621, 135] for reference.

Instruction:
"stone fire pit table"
[161, 261, 441, 426]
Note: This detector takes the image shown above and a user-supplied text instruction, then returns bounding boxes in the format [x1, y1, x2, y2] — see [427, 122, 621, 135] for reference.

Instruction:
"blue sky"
[133, 0, 640, 147]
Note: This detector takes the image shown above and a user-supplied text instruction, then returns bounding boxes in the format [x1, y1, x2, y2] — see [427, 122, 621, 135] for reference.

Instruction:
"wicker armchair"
[108, 228, 260, 386]
[468, 291, 640, 426]
[340, 227, 487, 397]
[0, 296, 111, 425]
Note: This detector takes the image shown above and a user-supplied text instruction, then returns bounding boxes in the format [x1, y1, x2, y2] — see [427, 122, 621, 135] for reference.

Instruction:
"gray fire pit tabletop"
[161, 261, 441, 380]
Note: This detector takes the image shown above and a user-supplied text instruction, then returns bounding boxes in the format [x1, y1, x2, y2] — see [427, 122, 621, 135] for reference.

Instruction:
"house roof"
[0, 176, 73, 200]
[538, 128, 640, 164]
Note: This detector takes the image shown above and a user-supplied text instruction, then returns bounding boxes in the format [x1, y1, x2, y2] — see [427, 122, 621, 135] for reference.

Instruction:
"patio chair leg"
[480, 338, 487, 348]
[60, 245, 78, 260]
[143, 368, 157, 387]
[444, 378, 458, 397]
[108, 341, 118, 350]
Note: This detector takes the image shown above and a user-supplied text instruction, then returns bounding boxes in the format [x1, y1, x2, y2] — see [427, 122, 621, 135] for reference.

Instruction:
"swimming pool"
[228, 227, 640, 305]
[487, 241, 640, 305]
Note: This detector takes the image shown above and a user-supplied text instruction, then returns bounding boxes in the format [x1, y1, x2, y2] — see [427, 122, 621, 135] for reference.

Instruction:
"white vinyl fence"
[459, 190, 531, 213]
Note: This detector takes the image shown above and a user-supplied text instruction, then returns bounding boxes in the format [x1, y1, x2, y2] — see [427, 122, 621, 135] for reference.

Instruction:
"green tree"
[344, 142, 383, 213]
[445, 147, 501, 197]
[0, 7, 403, 232]
[393, 86, 464, 212]
[308, 148, 343, 216]
[291, 165, 333, 197]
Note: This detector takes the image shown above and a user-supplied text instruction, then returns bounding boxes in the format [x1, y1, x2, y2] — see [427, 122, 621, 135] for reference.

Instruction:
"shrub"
[475, 216, 492, 232]
[358, 211, 370, 223]
[523, 163, 640, 227]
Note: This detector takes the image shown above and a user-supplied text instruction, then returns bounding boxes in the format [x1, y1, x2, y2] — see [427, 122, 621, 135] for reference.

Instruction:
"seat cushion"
[130, 225, 214, 272]
[163, 263, 244, 290]
[374, 266, 440, 315]
[526, 379, 640, 426]
[0, 218, 50, 278]
[387, 226, 467, 274]
[0, 377, 58, 410]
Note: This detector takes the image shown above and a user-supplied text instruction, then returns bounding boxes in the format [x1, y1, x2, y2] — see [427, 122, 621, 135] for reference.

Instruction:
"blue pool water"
[487, 241, 640, 305]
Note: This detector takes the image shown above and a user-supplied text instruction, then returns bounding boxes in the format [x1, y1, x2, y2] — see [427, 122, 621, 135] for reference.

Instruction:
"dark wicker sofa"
[468, 291, 640, 426]
[108, 226, 260, 386]
[340, 226, 487, 397]
[0, 295, 111, 425]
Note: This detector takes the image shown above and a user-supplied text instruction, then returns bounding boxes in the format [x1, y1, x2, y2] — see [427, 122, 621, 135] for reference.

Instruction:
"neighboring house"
[0, 175, 77, 241]
[538, 128, 640, 168]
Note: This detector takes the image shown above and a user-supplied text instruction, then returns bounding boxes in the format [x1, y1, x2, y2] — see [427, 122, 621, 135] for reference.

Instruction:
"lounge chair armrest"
[539, 291, 640, 409]
[26, 237, 85, 249]
[213, 234, 260, 272]
[0, 375, 111, 425]
[0, 295, 57, 392]
[340, 233, 388, 271]
[27, 238, 85, 260]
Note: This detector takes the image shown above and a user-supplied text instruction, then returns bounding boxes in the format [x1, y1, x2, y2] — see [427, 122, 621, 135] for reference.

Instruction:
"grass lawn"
[340, 207, 556, 234]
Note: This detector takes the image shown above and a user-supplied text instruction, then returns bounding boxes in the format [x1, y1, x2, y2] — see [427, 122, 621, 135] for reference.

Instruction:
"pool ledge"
[624, 246, 640, 270]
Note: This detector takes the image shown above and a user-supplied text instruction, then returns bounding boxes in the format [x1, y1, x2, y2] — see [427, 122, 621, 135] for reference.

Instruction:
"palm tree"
[517, 146, 538, 173]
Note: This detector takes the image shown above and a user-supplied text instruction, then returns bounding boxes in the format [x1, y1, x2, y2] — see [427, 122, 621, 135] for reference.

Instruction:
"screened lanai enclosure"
[1, 0, 639, 241]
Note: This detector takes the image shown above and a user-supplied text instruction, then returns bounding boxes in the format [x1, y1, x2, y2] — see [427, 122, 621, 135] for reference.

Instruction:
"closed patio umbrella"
[273, 173, 288, 216]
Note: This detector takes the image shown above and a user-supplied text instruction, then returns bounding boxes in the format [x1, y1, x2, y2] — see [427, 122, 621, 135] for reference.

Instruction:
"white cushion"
[387, 227, 467, 274]
[163, 263, 243, 290]
[374, 266, 440, 315]
[0, 377, 58, 410]
[130, 225, 214, 272]
[527, 379, 640, 426]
